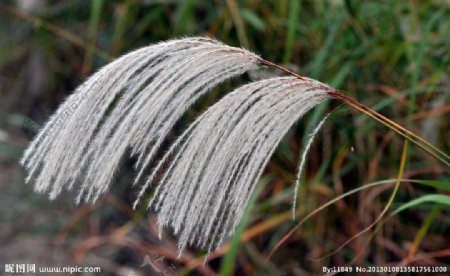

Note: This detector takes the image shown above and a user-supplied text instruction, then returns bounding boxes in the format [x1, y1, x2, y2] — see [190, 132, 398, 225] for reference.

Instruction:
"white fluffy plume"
[141, 76, 331, 254]
[21, 37, 260, 202]
[20, 37, 333, 256]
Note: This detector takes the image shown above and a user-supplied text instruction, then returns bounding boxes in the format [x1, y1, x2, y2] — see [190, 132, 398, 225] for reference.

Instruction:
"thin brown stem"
[257, 58, 305, 80]
[258, 59, 450, 166]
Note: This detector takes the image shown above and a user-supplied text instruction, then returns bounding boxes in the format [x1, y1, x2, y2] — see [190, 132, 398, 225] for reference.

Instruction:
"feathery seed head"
[21, 37, 332, 257]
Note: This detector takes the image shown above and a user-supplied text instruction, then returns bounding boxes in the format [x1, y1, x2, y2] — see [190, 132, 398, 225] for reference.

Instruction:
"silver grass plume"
[292, 114, 329, 219]
[139, 77, 331, 255]
[20, 37, 260, 202]
[20, 37, 333, 256]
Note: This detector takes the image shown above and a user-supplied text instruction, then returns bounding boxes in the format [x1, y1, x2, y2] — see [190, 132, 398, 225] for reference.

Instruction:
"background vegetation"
[0, 0, 448, 275]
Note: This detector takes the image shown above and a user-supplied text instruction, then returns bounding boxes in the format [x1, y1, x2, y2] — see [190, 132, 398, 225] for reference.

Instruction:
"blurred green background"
[0, 0, 449, 275]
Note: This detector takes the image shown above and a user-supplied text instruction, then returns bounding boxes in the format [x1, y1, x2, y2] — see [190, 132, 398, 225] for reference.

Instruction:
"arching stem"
[258, 58, 450, 166]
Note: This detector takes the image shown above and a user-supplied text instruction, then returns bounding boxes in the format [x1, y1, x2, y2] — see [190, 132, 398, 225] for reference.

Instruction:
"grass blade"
[220, 177, 269, 276]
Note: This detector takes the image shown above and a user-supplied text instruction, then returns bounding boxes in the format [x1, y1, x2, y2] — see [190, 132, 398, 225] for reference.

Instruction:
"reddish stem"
[258, 58, 449, 166]
[257, 57, 305, 80]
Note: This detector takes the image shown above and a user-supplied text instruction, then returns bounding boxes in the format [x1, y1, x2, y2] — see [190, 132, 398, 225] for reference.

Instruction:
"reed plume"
[138, 76, 331, 254]
[21, 37, 260, 204]
[21, 36, 448, 257]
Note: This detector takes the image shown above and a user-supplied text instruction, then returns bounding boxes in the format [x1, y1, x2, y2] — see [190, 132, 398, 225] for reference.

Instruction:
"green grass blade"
[407, 11, 443, 127]
[82, 0, 103, 74]
[392, 194, 450, 215]
[409, 179, 450, 191]
[220, 177, 270, 276]
[408, 203, 443, 257]
[283, 0, 299, 63]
